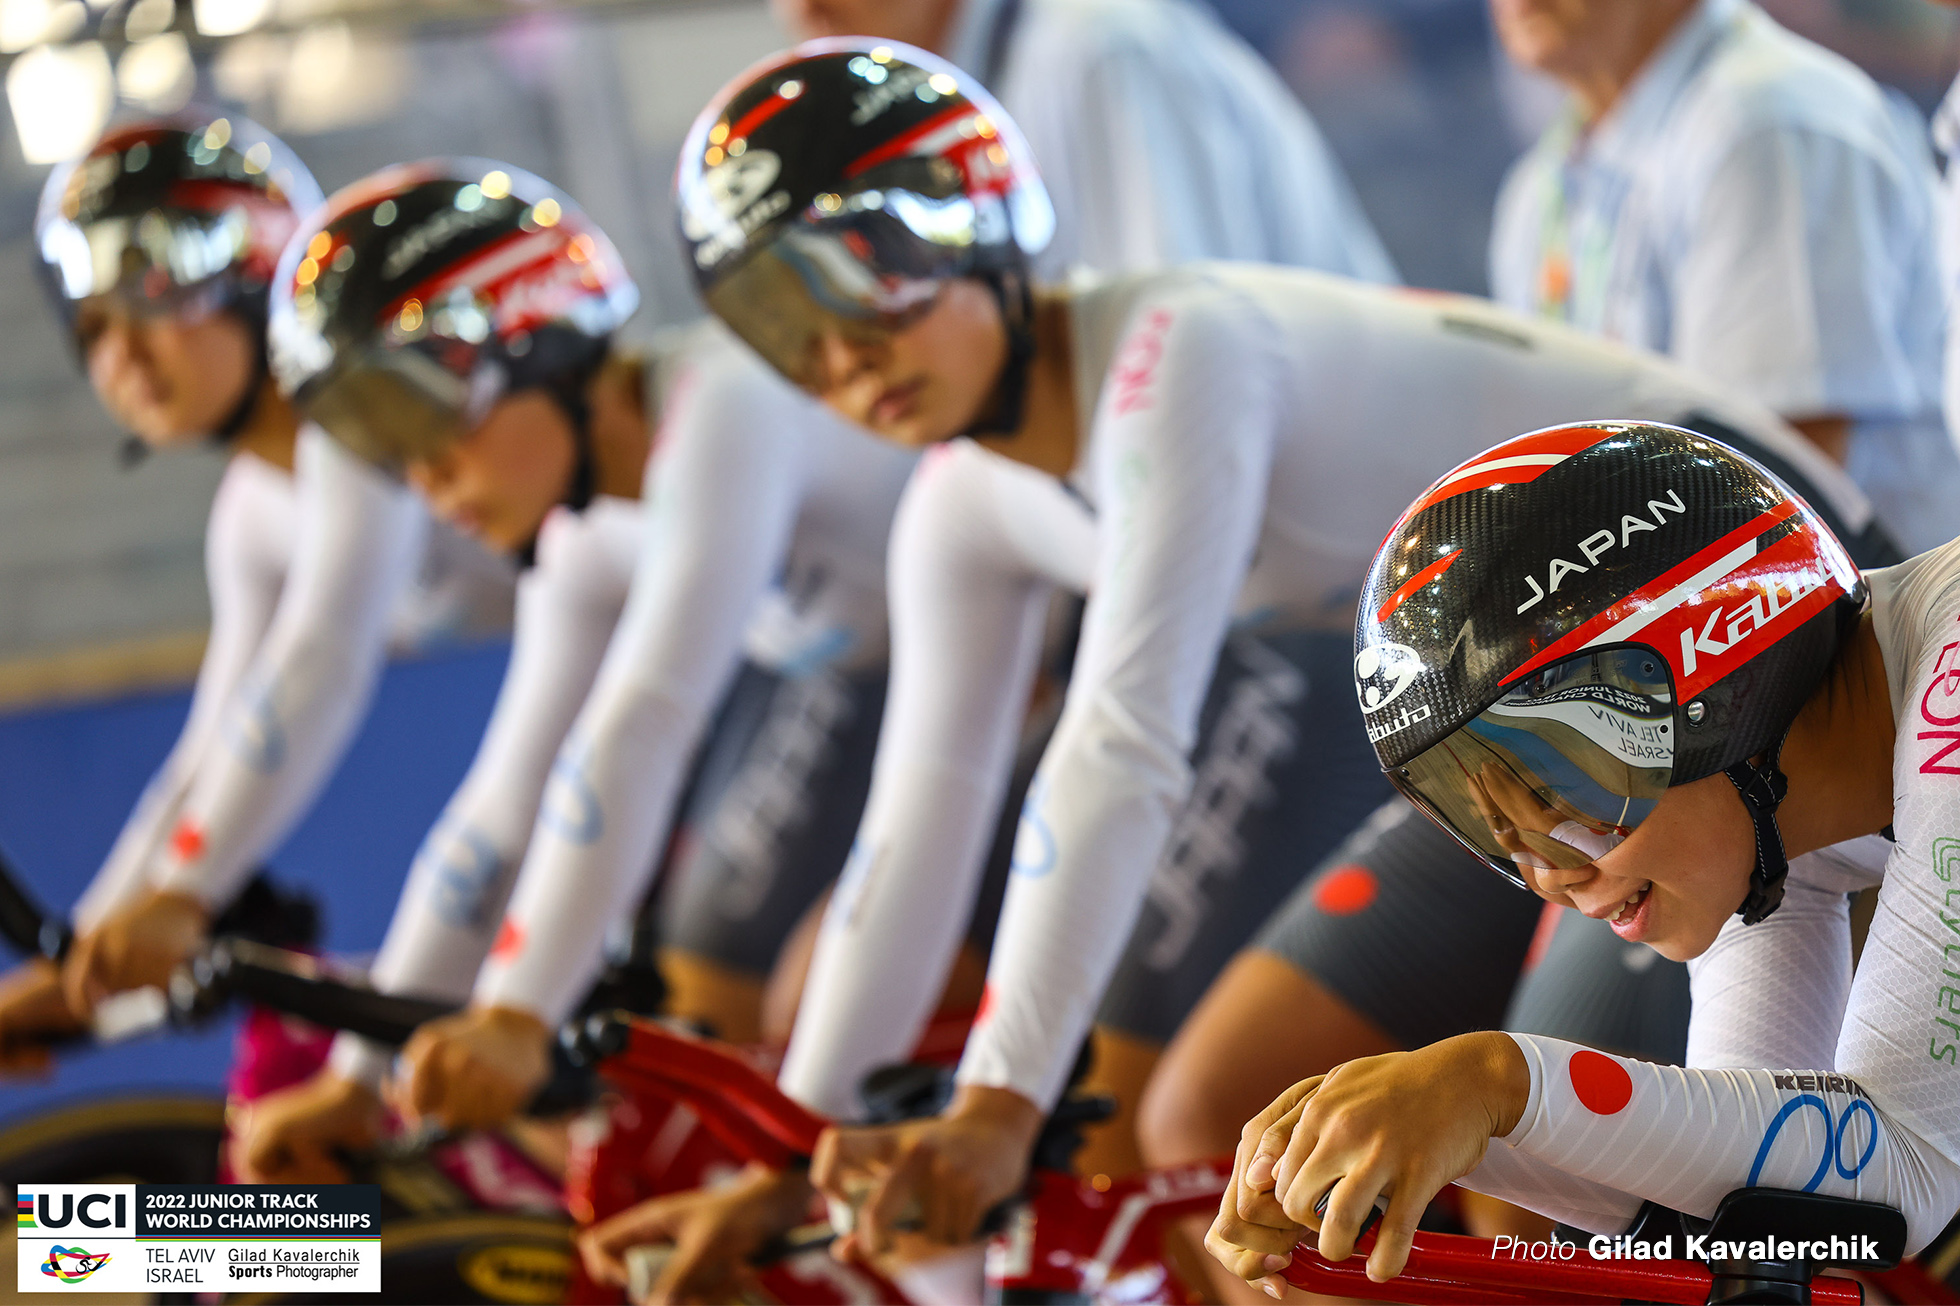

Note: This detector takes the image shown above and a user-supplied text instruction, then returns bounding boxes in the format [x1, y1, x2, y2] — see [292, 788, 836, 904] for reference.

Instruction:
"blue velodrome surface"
[0, 640, 510, 1124]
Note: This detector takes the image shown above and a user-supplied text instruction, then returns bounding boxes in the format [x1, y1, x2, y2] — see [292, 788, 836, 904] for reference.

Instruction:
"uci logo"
[1354, 643, 1423, 716]
[680, 150, 783, 241]
[20, 1189, 129, 1234]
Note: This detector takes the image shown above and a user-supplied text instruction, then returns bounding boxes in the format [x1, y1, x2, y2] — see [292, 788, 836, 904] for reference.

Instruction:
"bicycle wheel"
[228, 1211, 575, 1305]
[0, 1093, 226, 1184]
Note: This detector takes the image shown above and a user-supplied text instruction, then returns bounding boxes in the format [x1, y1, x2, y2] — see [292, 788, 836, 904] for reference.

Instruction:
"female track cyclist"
[0, 115, 510, 1068]
[1207, 422, 1958, 1290]
[575, 41, 1900, 1299]
[230, 159, 923, 1177]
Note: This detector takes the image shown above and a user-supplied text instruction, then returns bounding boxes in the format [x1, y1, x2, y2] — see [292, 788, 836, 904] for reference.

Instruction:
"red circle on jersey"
[1568, 1049, 1633, 1115]
[1312, 866, 1378, 916]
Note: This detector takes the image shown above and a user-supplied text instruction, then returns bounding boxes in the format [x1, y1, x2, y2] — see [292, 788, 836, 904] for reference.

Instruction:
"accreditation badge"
[16, 1184, 380, 1293]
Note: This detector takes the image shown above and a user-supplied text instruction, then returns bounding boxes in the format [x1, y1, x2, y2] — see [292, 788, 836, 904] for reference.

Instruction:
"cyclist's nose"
[86, 316, 140, 390]
[816, 327, 879, 389]
[406, 451, 453, 497]
[1532, 860, 1595, 898]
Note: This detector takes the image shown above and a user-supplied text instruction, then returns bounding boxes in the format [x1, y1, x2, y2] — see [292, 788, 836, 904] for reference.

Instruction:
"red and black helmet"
[676, 39, 1053, 430]
[36, 113, 321, 444]
[1358, 422, 1865, 923]
[36, 113, 319, 336]
[268, 158, 638, 497]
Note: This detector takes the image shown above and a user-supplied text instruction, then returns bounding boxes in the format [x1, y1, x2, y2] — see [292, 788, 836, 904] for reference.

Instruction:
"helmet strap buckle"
[1726, 732, 1791, 925]
[960, 271, 1036, 438]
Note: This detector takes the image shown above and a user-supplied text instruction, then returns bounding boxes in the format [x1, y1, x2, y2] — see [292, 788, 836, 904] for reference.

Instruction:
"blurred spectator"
[1487, 0, 1955, 553]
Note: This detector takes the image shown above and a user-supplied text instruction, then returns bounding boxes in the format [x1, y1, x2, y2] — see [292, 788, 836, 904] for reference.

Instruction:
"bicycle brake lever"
[1312, 1187, 1387, 1240]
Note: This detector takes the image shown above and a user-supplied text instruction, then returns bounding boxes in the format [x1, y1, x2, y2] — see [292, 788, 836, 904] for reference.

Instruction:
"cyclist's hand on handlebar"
[231, 1070, 384, 1184]
[0, 958, 84, 1076]
[811, 1082, 1043, 1258]
[1240, 1034, 1530, 1283]
[1207, 1075, 1321, 1297]
[577, 1163, 812, 1305]
[61, 889, 208, 1017]
[391, 1004, 550, 1132]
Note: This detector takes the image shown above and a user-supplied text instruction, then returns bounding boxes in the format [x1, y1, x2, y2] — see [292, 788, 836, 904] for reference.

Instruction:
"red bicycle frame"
[568, 1017, 1887, 1306]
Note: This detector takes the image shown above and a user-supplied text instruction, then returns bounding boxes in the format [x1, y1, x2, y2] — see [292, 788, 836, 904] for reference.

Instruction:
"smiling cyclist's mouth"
[1607, 883, 1652, 940]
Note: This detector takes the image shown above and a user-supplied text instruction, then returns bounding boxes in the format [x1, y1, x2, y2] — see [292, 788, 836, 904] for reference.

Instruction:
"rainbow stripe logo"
[16, 1194, 33, 1228]
[41, 1245, 111, 1284]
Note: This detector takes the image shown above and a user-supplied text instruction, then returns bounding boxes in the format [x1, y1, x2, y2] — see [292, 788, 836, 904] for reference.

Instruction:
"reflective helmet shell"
[34, 113, 321, 350]
[1356, 422, 1865, 786]
[269, 159, 639, 470]
[677, 39, 1053, 344]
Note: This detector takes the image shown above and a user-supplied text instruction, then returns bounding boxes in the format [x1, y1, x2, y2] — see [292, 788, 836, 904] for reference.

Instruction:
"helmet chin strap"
[1726, 731, 1791, 925]
[510, 382, 599, 570]
[210, 301, 272, 446]
[960, 271, 1036, 439]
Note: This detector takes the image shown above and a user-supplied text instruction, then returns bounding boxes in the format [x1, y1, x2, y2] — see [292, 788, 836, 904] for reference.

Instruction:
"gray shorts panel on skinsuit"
[655, 660, 886, 977]
[1253, 800, 1543, 1049]
[1257, 799, 1691, 1062]
[1096, 627, 1395, 1044]
[1504, 908, 1691, 1064]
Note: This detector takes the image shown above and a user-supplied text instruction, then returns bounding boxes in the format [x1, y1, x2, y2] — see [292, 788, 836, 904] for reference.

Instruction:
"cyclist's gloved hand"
[391, 1003, 551, 1132]
[62, 888, 208, 1017]
[0, 957, 84, 1076]
[811, 1083, 1043, 1259]
[1233, 1036, 1531, 1284]
[577, 1162, 812, 1305]
[231, 1069, 383, 1184]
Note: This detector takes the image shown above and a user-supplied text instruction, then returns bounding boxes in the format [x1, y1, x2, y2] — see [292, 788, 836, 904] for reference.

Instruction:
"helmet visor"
[705, 221, 950, 390]
[1387, 647, 1675, 887]
[43, 209, 254, 308]
[299, 346, 482, 471]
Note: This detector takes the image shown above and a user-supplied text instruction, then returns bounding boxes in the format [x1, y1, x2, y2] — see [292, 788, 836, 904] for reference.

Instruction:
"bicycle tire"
[0, 1093, 227, 1185]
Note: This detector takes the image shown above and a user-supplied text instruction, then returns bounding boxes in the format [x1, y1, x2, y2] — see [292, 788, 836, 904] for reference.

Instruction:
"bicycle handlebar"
[175, 939, 458, 1045]
[0, 844, 70, 962]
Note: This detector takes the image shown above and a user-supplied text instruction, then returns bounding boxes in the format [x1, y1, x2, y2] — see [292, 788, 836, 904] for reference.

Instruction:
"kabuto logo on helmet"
[679, 150, 785, 245]
[1354, 643, 1422, 715]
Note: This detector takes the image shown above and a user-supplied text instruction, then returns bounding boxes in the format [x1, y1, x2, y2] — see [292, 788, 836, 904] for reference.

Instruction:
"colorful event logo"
[17, 1194, 34, 1228]
[40, 1245, 111, 1284]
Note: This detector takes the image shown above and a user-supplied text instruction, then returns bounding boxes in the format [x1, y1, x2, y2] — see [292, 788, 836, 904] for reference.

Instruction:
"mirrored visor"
[1388, 647, 1675, 887]
[43, 209, 252, 306]
[298, 347, 479, 471]
[705, 225, 946, 390]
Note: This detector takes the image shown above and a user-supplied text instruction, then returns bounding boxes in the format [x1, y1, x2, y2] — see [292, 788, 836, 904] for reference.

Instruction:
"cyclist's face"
[1515, 770, 1754, 961]
[811, 277, 1006, 447]
[77, 299, 256, 448]
[771, 0, 960, 49]
[405, 390, 575, 554]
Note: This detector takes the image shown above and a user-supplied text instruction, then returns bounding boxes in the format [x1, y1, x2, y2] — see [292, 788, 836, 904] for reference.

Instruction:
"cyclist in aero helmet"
[270, 160, 641, 552]
[231, 159, 926, 1180]
[587, 43, 1905, 1298]
[0, 115, 512, 1066]
[1206, 423, 1960, 1290]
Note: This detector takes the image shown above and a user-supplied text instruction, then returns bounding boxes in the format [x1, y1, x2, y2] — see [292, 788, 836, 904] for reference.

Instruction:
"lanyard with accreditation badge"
[1531, 110, 1615, 327]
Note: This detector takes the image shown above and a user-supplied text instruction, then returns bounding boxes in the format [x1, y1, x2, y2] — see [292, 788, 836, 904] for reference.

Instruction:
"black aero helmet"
[1357, 422, 1865, 924]
[677, 39, 1054, 431]
[36, 113, 321, 439]
[269, 159, 638, 509]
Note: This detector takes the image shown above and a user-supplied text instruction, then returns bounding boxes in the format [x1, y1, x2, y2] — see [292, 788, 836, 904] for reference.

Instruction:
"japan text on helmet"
[35, 114, 321, 437]
[677, 39, 1054, 431]
[1356, 422, 1865, 924]
[269, 159, 639, 505]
